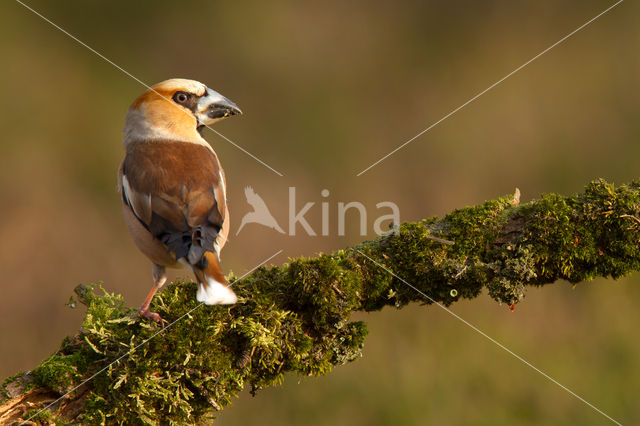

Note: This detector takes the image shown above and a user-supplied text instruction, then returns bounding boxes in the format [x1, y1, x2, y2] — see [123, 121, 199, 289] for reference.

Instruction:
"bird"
[118, 78, 241, 322]
[236, 186, 285, 235]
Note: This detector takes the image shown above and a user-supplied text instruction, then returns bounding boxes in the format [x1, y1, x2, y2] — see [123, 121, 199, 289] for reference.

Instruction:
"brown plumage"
[118, 78, 241, 321]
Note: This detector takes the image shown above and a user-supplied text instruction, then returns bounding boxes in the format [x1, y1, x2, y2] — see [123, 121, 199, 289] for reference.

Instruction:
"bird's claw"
[139, 309, 163, 324]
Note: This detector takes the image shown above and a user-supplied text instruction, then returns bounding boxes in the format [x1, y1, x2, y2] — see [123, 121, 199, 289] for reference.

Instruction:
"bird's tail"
[192, 251, 237, 305]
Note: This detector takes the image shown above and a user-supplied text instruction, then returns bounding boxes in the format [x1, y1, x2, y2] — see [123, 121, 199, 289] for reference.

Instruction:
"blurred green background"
[1, 1, 638, 424]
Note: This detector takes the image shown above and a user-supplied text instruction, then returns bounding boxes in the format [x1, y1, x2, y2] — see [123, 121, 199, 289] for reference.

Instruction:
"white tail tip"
[196, 276, 237, 305]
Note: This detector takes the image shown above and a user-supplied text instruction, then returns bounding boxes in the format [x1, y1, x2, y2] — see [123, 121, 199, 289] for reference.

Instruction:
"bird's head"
[123, 78, 241, 146]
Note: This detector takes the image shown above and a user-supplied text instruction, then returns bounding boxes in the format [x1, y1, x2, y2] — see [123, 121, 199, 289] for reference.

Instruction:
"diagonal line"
[26, 249, 283, 422]
[14, 0, 284, 177]
[206, 127, 283, 176]
[356, 0, 624, 176]
[353, 248, 623, 426]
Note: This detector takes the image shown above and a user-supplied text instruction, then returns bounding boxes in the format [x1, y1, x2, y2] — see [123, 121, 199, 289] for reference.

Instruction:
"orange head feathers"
[123, 78, 241, 147]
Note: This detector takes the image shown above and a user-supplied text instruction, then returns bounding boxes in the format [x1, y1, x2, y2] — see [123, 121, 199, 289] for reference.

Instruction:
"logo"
[236, 187, 285, 235]
[236, 187, 400, 236]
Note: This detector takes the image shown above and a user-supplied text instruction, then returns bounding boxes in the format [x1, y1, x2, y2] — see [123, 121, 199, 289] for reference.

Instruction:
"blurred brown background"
[1, 1, 638, 424]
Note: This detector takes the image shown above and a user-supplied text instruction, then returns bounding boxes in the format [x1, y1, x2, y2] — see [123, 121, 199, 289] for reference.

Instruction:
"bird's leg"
[138, 264, 167, 323]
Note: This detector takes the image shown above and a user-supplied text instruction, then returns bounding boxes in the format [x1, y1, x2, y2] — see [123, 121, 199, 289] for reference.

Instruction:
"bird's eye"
[174, 92, 189, 104]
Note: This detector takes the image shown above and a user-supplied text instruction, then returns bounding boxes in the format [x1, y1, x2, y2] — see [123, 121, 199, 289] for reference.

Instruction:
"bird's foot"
[138, 308, 163, 323]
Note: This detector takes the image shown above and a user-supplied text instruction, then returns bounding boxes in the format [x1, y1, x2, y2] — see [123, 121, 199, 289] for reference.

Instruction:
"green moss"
[32, 354, 83, 395]
[24, 408, 66, 426]
[6, 179, 640, 424]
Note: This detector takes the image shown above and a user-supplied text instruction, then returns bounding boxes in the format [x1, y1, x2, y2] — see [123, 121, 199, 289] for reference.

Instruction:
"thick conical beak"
[197, 88, 242, 125]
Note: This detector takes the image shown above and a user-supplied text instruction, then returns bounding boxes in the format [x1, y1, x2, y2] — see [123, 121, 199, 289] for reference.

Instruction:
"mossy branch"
[3, 179, 640, 425]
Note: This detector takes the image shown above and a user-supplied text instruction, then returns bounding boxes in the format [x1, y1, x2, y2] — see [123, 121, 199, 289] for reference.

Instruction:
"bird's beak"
[197, 88, 242, 126]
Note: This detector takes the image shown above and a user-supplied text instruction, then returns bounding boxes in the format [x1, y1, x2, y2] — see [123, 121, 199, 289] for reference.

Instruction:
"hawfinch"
[118, 78, 241, 321]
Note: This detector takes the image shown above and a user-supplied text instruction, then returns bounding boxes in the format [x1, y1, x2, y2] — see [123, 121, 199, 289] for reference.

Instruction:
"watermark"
[236, 187, 400, 237]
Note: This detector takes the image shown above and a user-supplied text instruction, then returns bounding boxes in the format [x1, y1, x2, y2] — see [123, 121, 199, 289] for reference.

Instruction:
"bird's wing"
[121, 140, 226, 263]
[245, 186, 270, 211]
[245, 186, 261, 209]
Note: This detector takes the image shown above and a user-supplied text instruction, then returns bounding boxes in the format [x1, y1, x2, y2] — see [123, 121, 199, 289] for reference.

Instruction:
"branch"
[2, 179, 640, 425]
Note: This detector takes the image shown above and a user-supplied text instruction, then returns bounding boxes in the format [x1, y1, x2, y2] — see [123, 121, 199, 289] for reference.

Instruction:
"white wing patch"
[122, 174, 152, 225]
